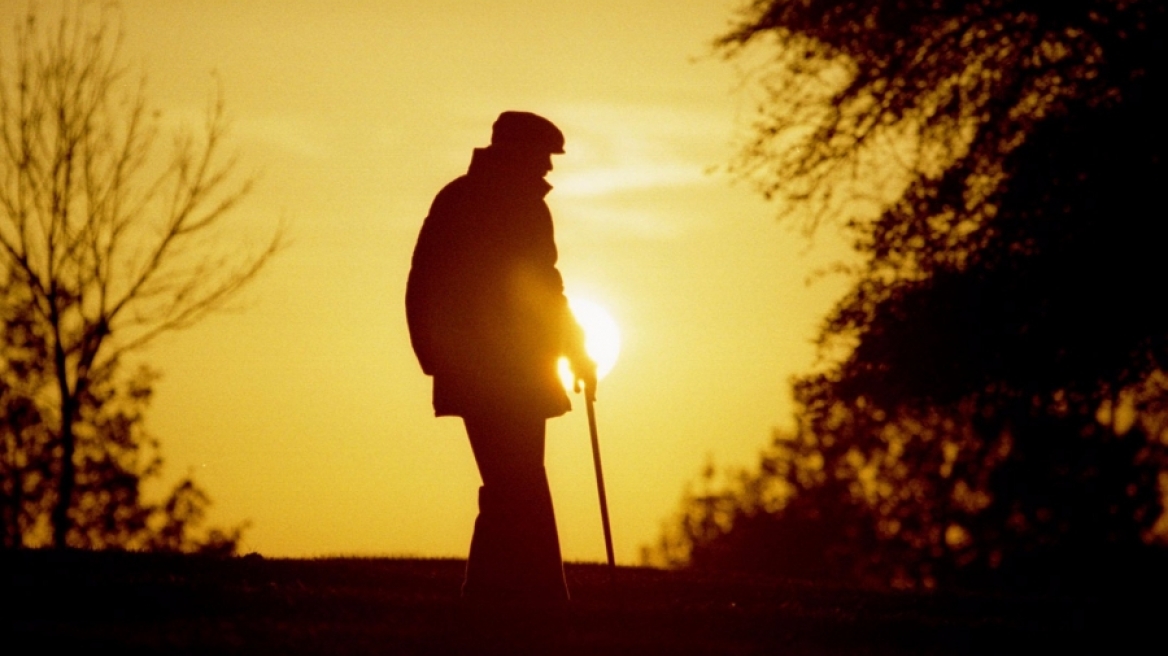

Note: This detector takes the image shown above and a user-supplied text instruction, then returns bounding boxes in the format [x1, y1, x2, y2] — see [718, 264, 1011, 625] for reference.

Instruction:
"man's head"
[489, 111, 563, 178]
[491, 111, 565, 154]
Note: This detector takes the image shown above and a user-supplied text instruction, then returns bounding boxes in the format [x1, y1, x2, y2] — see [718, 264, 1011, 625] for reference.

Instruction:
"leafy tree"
[649, 431, 885, 585]
[1, 280, 54, 546]
[0, 4, 279, 549]
[655, 0, 1168, 588]
[3, 278, 242, 552]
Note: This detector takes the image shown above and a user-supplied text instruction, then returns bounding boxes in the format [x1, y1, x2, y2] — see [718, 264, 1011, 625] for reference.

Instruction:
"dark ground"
[1, 550, 1156, 655]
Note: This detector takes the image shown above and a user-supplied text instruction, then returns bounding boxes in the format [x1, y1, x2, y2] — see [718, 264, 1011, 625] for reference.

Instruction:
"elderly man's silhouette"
[406, 111, 596, 601]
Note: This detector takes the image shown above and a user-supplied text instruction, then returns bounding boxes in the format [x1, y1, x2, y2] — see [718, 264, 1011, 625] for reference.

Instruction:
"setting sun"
[559, 296, 621, 391]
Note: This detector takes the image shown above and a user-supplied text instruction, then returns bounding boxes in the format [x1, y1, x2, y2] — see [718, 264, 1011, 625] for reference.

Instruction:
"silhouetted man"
[406, 111, 596, 601]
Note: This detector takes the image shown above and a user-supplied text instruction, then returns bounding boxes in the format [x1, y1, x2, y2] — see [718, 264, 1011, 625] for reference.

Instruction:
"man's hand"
[571, 355, 598, 402]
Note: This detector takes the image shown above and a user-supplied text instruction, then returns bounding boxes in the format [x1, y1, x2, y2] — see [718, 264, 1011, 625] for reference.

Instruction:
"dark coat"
[406, 147, 582, 418]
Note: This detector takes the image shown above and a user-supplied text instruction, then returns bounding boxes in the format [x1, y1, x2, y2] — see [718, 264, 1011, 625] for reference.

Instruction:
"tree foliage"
[0, 3, 278, 549]
[654, 0, 1168, 589]
[2, 280, 242, 551]
[721, 0, 1161, 238]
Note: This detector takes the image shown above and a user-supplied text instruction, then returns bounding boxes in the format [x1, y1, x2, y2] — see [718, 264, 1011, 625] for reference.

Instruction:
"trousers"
[461, 411, 569, 601]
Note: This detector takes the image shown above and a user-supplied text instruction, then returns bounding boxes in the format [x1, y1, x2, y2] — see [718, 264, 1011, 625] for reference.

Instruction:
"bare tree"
[0, 4, 282, 548]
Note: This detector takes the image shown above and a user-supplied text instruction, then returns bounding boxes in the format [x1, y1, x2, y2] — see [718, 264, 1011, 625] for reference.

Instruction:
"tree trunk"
[51, 397, 77, 549]
[50, 322, 76, 549]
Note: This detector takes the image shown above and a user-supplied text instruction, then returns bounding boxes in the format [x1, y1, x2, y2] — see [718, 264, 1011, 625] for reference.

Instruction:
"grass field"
[2, 550, 1153, 654]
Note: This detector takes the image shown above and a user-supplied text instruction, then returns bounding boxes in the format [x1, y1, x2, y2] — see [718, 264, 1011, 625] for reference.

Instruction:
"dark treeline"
[652, 0, 1168, 591]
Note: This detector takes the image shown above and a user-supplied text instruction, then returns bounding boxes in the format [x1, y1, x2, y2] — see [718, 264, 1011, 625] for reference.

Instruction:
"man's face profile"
[502, 147, 554, 179]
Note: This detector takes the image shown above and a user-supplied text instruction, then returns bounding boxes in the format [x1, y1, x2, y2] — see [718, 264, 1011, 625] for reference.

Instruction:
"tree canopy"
[721, 0, 1163, 240]
[654, 0, 1168, 589]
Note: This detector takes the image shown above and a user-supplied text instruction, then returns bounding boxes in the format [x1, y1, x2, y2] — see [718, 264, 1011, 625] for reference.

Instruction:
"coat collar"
[467, 147, 552, 198]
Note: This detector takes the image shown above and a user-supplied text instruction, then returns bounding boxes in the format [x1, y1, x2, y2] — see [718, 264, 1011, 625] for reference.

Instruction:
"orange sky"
[4, 0, 854, 562]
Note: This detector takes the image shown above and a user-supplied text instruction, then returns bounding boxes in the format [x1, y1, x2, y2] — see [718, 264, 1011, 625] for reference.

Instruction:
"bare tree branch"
[0, 2, 283, 547]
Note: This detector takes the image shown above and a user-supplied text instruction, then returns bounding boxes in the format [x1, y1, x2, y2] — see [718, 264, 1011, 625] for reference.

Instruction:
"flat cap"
[491, 111, 565, 154]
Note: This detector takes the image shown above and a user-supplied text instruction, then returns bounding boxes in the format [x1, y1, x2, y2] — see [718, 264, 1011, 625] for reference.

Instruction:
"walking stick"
[585, 389, 617, 575]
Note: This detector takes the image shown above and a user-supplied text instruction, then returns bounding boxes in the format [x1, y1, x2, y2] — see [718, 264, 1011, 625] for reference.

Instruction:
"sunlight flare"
[559, 297, 621, 392]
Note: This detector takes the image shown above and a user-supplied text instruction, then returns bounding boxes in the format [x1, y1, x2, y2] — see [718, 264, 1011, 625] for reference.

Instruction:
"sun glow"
[558, 297, 621, 392]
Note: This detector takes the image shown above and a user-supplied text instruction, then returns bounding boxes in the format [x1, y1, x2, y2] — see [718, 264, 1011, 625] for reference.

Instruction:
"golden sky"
[5, 0, 854, 562]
